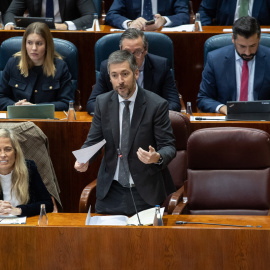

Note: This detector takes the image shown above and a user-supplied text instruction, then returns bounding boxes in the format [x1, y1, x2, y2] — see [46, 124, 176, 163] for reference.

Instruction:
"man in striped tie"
[197, 16, 270, 114]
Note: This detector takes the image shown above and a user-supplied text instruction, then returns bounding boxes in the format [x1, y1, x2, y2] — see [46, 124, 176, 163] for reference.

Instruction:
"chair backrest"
[204, 33, 270, 66]
[94, 32, 175, 80]
[0, 36, 78, 93]
[168, 111, 190, 189]
[186, 127, 270, 215]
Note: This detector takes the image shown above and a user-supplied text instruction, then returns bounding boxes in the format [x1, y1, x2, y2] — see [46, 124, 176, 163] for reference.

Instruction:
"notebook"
[226, 100, 270, 121]
[7, 104, 55, 119]
[14, 16, 55, 29]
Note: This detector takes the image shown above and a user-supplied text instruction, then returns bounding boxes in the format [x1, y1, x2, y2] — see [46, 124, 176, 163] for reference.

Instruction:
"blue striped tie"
[142, 0, 153, 21]
[46, 0, 54, 18]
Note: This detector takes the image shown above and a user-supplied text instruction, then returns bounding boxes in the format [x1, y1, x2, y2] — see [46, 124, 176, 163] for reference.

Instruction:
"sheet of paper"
[161, 24, 194, 32]
[85, 205, 92, 225]
[72, 139, 106, 164]
[88, 215, 128, 226]
[0, 216, 26, 224]
[224, 28, 270, 32]
[190, 116, 226, 121]
[0, 113, 6, 119]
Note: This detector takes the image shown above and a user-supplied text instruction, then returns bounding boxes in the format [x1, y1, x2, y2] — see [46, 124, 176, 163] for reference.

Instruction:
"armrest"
[167, 185, 184, 214]
[79, 179, 97, 213]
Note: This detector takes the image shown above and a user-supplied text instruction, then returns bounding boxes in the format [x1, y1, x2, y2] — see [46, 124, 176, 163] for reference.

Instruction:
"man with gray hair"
[75, 50, 176, 215]
[87, 28, 181, 114]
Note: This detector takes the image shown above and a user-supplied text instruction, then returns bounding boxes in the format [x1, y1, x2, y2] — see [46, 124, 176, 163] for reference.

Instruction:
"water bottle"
[194, 13, 202, 32]
[38, 204, 48, 226]
[93, 13, 100, 31]
[153, 205, 163, 226]
[67, 100, 76, 121]
[186, 102, 193, 118]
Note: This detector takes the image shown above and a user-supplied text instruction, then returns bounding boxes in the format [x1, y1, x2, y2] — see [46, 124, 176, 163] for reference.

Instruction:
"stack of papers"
[161, 24, 195, 32]
[0, 215, 26, 224]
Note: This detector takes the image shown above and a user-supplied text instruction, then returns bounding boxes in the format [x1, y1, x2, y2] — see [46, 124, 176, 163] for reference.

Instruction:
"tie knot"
[123, 101, 131, 108]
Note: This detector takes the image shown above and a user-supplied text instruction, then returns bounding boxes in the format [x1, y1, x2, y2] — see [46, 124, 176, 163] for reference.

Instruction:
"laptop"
[226, 100, 270, 121]
[14, 16, 55, 29]
[7, 104, 55, 119]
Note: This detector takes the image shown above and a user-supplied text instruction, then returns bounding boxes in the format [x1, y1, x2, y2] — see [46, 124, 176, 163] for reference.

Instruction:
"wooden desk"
[190, 113, 270, 135]
[0, 26, 244, 111]
[1, 213, 270, 270]
[0, 112, 97, 213]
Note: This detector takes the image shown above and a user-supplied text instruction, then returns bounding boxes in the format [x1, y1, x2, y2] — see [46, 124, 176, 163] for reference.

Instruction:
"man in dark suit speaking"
[3, 0, 96, 30]
[197, 16, 270, 114]
[87, 28, 181, 114]
[75, 50, 176, 215]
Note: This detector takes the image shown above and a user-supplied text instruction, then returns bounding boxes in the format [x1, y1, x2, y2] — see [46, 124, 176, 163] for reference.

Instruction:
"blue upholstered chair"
[204, 33, 270, 66]
[94, 32, 175, 81]
[0, 36, 80, 109]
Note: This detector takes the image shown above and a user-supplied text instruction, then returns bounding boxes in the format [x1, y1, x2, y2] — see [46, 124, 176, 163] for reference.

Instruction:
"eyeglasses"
[132, 50, 145, 58]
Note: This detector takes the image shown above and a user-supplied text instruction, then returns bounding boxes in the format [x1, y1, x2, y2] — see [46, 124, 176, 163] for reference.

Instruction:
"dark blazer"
[0, 0, 12, 14]
[197, 44, 270, 112]
[105, 0, 189, 29]
[87, 53, 181, 113]
[0, 57, 74, 111]
[199, 0, 270, 26]
[0, 160, 53, 217]
[83, 87, 176, 206]
[3, 0, 96, 29]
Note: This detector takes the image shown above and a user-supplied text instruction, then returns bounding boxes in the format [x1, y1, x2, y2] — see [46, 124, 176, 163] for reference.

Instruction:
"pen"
[195, 117, 225, 121]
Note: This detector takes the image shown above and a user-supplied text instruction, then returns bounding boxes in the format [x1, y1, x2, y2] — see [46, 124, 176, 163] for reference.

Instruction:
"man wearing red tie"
[197, 16, 270, 114]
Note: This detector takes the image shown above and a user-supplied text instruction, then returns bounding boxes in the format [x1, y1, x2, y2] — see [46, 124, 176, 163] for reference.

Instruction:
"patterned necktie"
[118, 101, 131, 187]
[238, 0, 249, 18]
[240, 60, 249, 101]
[46, 0, 54, 18]
[142, 0, 153, 21]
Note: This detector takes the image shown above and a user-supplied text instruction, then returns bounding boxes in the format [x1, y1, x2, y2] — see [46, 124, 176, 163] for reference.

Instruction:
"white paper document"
[223, 28, 270, 32]
[0, 113, 6, 119]
[0, 216, 26, 224]
[72, 139, 106, 163]
[85, 207, 165, 226]
[162, 24, 194, 32]
[190, 116, 226, 121]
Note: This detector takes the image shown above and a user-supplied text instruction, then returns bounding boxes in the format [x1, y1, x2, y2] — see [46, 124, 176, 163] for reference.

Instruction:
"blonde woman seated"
[0, 22, 74, 111]
[0, 129, 53, 217]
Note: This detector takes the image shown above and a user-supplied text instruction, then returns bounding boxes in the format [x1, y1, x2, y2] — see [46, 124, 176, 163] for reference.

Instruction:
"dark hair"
[107, 50, 138, 74]
[233, 16, 261, 40]
[119, 28, 148, 49]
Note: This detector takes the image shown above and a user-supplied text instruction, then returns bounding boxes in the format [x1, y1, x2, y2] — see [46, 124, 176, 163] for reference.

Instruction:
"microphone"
[175, 221, 262, 228]
[117, 148, 142, 226]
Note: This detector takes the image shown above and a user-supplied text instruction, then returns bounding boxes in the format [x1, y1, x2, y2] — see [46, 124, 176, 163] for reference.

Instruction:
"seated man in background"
[87, 28, 181, 114]
[75, 50, 176, 215]
[3, 0, 96, 30]
[105, 0, 189, 30]
[198, 0, 270, 26]
[197, 16, 270, 114]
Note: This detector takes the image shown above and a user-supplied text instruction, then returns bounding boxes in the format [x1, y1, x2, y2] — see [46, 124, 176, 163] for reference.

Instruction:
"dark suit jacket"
[197, 44, 270, 112]
[83, 87, 176, 206]
[0, 160, 53, 217]
[87, 53, 181, 113]
[3, 0, 96, 29]
[199, 0, 270, 26]
[105, 0, 189, 29]
[0, 0, 12, 14]
[0, 57, 74, 111]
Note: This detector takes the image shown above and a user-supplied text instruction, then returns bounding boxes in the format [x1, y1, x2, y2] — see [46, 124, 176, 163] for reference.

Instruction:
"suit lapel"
[128, 87, 146, 153]
[58, 0, 66, 19]
[225, 47, 237, 101]
[254, 46, 265, 100]
[109, 92, 120, 151]
[143, 55, 154, 92]
[252, 0, 263, 18]
[35, 0, 42, 16]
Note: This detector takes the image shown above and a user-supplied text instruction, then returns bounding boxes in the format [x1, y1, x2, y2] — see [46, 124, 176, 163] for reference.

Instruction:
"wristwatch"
[156, 154, 163, 165]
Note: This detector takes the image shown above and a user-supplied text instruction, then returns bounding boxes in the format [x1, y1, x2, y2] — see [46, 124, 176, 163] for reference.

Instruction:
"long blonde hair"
[0, 129, 29, 204]
[14, 22, 62, 77]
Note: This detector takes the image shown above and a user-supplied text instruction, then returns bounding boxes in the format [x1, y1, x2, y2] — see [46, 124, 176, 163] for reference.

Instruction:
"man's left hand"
[143, 14, 166, 31]
[55, 23, 68, 30]
[137, 145, 160, 164]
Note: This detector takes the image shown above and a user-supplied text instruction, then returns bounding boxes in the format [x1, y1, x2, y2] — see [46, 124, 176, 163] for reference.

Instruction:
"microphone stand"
[176, 221, 262, 228]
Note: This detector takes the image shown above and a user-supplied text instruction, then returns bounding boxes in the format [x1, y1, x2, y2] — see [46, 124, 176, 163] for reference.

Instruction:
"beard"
[235, 47, 257, 61]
